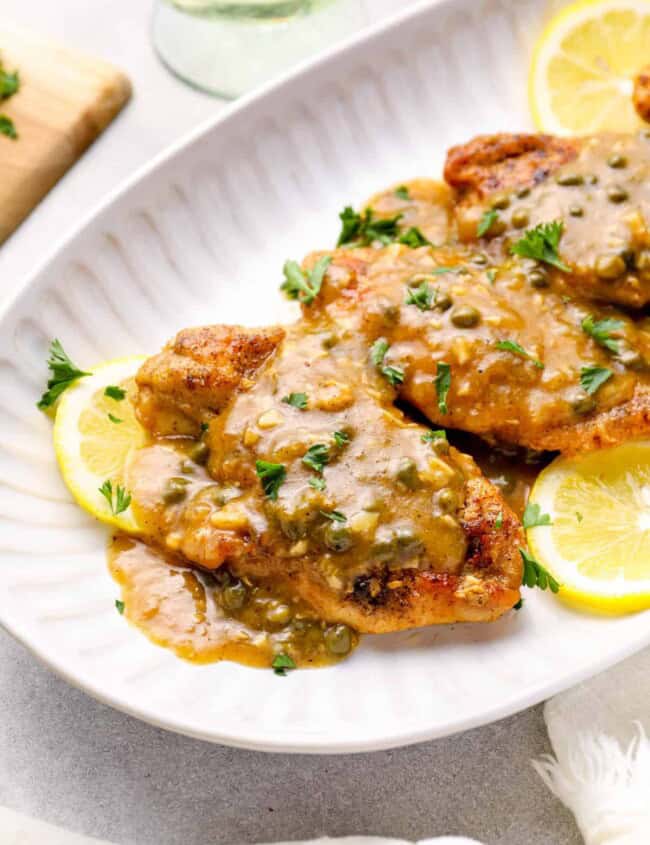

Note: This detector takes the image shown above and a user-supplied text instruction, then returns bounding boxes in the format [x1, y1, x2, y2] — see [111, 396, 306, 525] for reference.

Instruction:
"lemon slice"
[53, 356, 148, 532]
[527, 441, 650, 613]
[530, 0, 650, 134]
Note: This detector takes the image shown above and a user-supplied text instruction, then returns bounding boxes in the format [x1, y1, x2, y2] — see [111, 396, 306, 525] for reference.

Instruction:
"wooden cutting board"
[0, 25, 131, 244]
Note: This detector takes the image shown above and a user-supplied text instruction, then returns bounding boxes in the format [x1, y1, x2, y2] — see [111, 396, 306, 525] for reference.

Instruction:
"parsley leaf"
[487, 269, 497, 285]
[98, 480, 131, 515]
[431, 266, 460, 275]
[333, 430, 350, 447]
[522, 503, 552, 529]
[405, 279, 435, 311]
[272, 653, 296, 676]
[281, 255, 331, 305]
[370, 338, 404, 386]
[495, 339, 544, 369]
[115, 599, 125, 615]
[580, 365, 613, 395]
[320, 510, 347, 522]
[108, 413, 123, 424]
[581, 315, 624, 353]
[337, 206, 402, 247]
[309, 477, 327, 491]
[302, 444, 329, 474]
[510, 220, 570, 272]
[282, 392, 308, 410]
[104, 385, 126, 401]
[394, 185, 410, 200]
[494, 511, 503, 530]
[477, 209, 498, 237]
[255, 461, 286, 500]
[0, 67, 19, 99]
[421, 429, 447, 445]
[434, 362, 451, 414]
[520, 548, 560, 593]
[398, 227, 432, 248]
[0, 115, 17, 139]
[37, 339, 91, 409]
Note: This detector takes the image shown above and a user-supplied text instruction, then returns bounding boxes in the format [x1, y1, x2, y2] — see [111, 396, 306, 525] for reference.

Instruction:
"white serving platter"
[1, 0, 649, 753]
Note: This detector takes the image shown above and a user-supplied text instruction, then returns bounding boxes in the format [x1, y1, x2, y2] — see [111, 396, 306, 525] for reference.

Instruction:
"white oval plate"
[1, 0, 649, 753]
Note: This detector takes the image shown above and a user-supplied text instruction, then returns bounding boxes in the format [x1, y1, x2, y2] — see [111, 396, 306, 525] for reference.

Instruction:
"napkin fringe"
[532, 722, 650, 845]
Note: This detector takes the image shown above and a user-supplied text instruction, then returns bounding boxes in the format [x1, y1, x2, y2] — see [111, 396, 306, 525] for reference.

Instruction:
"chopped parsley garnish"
[477, 209, 498, 237]
[394, 185, 410, 200]
[580, 365, 613, 395]
[520, 548, 560, 593]
[333, 430, 350, 447]
[337, 206, 402, 247]
[282, 392, 308, 410]
[320, 510, 347, 523]
[255, 460, 286, 500]
[302, 444, 329, 474]
[495, 339, 544, 369]
[0, 67, 19, 99]
[431, 266, 459, 275]
[397, 226, 432, 248]
[0, 115, 17, 139]
[434, 362, 451, 414]
[115, 599, 125, 615]
[487, 269, 497, 285]
[37, 339, 91, 409]
[104, 385, 126, 401]
[522, 503, 552, 529]
[107, 413, 123, 424]
[281, 255, 331, 305]
[510, 220, 570, 272]
[581, 315, 624, 354]
[405, 279, 435, 311]
[98, 480, 131, 515]
[309, 477, 327, 491]
[421, 429, 446, 445]
[576, 511, 583, 523]
[271, 653, 296, 676]
[370, 337, 404, 386]
[494, 511, 503, 530]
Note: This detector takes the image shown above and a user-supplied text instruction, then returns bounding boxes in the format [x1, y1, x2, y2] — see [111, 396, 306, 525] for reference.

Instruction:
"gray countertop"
[0, 630, 581, 844]
[1, 3, 581, 843]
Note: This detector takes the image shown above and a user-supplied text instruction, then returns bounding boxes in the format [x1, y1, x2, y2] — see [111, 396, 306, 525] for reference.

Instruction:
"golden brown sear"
[444, 132, 650, 308]
[132, 319, 523, 633]
[305, 244, 650, 455]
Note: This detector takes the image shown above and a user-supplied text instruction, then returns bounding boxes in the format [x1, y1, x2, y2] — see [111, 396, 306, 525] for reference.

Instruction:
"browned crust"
[634, 66, 650, 124]
[444, 133, 581, 202]
[135, 325, 284, 436]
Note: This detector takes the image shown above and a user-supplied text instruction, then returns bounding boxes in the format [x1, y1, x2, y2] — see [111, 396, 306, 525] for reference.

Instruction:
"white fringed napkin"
[3, 649, 650, 845]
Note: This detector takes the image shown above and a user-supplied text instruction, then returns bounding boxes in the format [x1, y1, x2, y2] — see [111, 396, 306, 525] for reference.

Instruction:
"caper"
[569, 392, 596, 415]
[395, 457, 419, 489]
[585, 174, 599, 185]
[607, 185, 629, 203]
[324, 522, 352, 553]
[491, 192, 510, 210]
[188, 440, 209, 465]
[528, 269, 549, 289]
[555, 173, 583, 186]
[471, 253, 488, 266]
[222, 580, 247, 610]
[607, 153, 627, 169]
[436, 487, 460, 514]
[595, 253, 626, 280]
[515, 186, 531, 199]
[162, 477, 190, 504]
[431, 437, 450, 456]
[280, 518, 307, 541]
[324, 624, 353, 656]
[511, 208, 530, 229]
[266, 602, 292, 625]
[395, 526, 425, 559]
[451, 305, 481, 328]
[568, 204, 584, 217]
[485, 218, 507, 237]
[434, 291, 453, 311]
